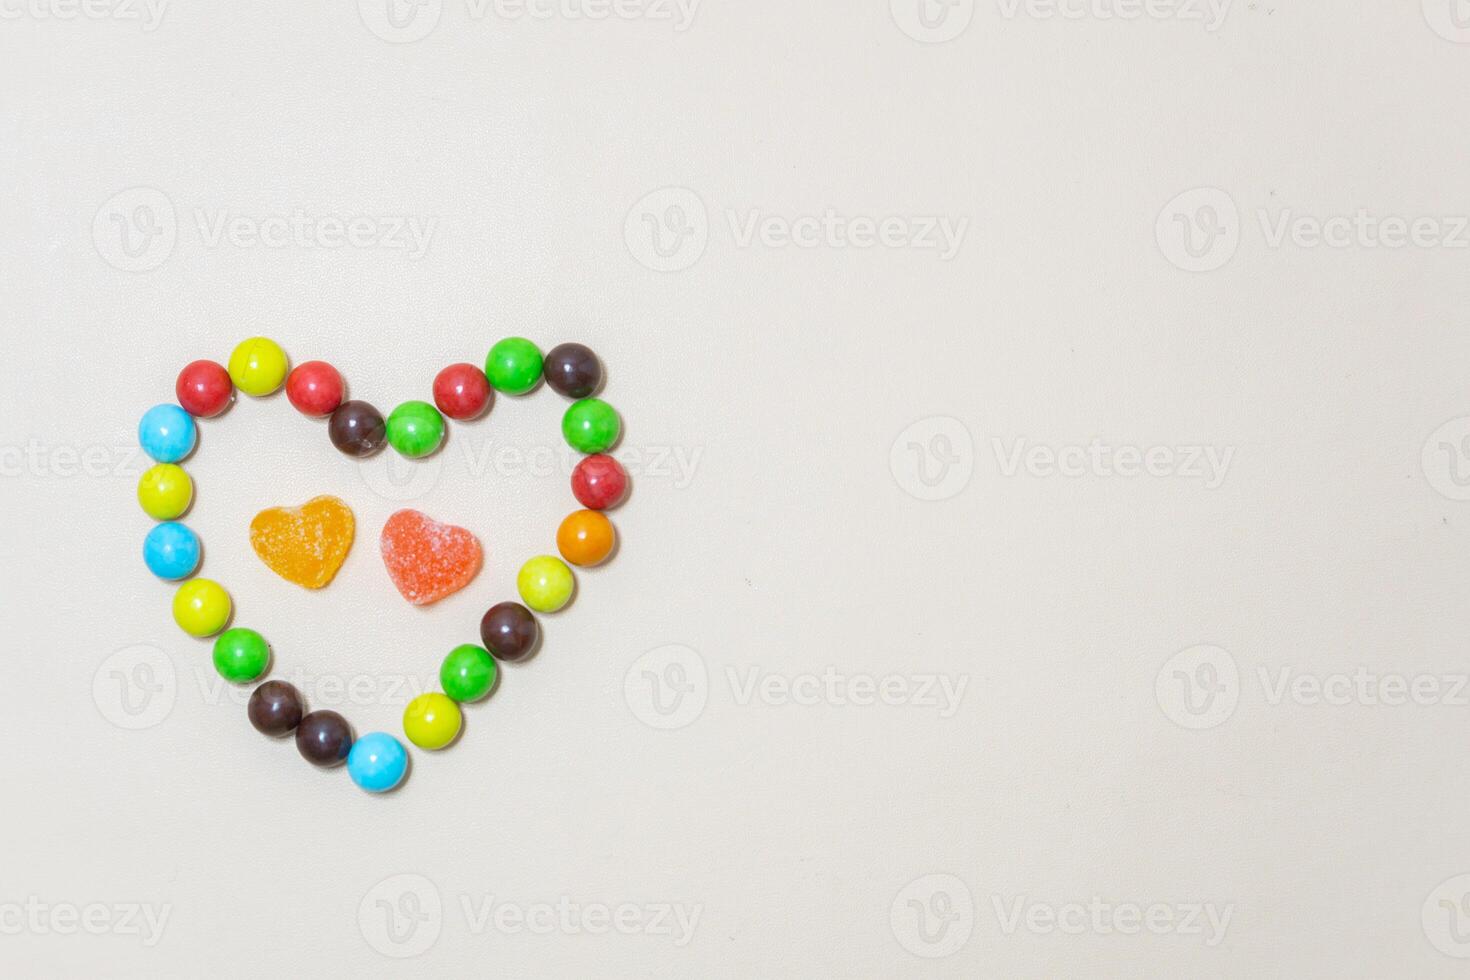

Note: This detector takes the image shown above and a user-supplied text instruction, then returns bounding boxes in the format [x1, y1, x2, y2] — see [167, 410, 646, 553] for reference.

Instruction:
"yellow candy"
[228, 337, 289, 397]
[138, 463, 193, 520]
[250, 496, 355, 589]
[172, 579, 231, 637]
[403, 692, 462, 750]
[517, 555, 575, 613]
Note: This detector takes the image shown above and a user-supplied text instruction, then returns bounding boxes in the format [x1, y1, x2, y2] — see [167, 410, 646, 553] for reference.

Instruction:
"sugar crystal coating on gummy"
[249, 495, 355, 590]
[380, 509, 483, 605]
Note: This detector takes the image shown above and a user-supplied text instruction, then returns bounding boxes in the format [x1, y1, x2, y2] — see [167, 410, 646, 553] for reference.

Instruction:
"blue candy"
[143, 522, 201, 580]
[348, 732, 409, 793]
[138, 403, 197, 463]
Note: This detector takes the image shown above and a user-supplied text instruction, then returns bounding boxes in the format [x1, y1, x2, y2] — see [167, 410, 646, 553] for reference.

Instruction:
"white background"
[3, 0, 1470, 975]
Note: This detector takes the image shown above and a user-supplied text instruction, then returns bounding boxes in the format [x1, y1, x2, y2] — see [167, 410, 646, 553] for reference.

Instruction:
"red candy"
[433, 363, 493, 421]
[176, 360, 233, 418]
[286, 361, 345, 417]
[380, 509, 483, 605]
[571, 454, 627, 510]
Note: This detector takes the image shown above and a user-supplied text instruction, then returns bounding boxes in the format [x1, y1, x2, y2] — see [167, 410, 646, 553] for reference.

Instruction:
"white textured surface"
[4, 2, 1470, 976]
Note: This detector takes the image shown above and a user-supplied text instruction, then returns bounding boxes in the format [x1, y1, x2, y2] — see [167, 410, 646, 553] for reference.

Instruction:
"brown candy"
[328, 400, 387, 457]
[248, 681, 304, 737]
[544, 343, 602, 399]
[480, 601, 540, 661]
[296, 710, 353, 766]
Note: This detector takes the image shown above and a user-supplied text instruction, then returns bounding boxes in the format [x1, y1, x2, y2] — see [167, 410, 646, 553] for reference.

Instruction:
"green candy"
[213, 628, 270, 684]
[485, 337, 543, 394]
[386, 400, 446, 458]
[562, 398, 620, 454]
[440, 644, 498, 702]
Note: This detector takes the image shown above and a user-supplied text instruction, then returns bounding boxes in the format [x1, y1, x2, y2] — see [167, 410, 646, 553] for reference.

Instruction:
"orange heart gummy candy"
[380, 509, 482, 606]
[249, 495, 355, 590]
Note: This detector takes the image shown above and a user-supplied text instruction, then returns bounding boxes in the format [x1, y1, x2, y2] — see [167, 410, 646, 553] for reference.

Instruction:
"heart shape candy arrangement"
[135, 336, 628, 793]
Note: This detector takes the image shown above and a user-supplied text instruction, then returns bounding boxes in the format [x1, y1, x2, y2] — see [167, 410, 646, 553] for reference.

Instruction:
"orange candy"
[556, 509, 615, 567]
[380, 509, 483, 605]
[250, 495, 355, 589]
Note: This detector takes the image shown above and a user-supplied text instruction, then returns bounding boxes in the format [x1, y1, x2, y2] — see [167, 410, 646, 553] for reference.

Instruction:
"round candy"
[138, 463, 193, 520]
[248, 680, 304, 736]
[385, 400, 446, 458]
[567, 455, 626, 511]
[328, 400, 387, 457]
[138, 403, 196, 464]
[562, 398, 620, 454]
[485, 337, 543, 395]
[212, 627, 271, 683]
[517, 555, 575, 613]
[296, 710, 353, 766]
[571, 454, 628, 510]
[544, 342, 603, 399]
[440, 644, 498, 702]
[432, 363, 493, 420]
[556, 509, 615, 567]
[143, 521, 201, 580]
[227, 337, 289, 397]
[172, 579, 231, 637]
[347, 732, 409, 793]
[480, 601, 539, 662]
[403, 692, 462, 750]
[175, 360, 233, 418]
[285, 360, 344, 417]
